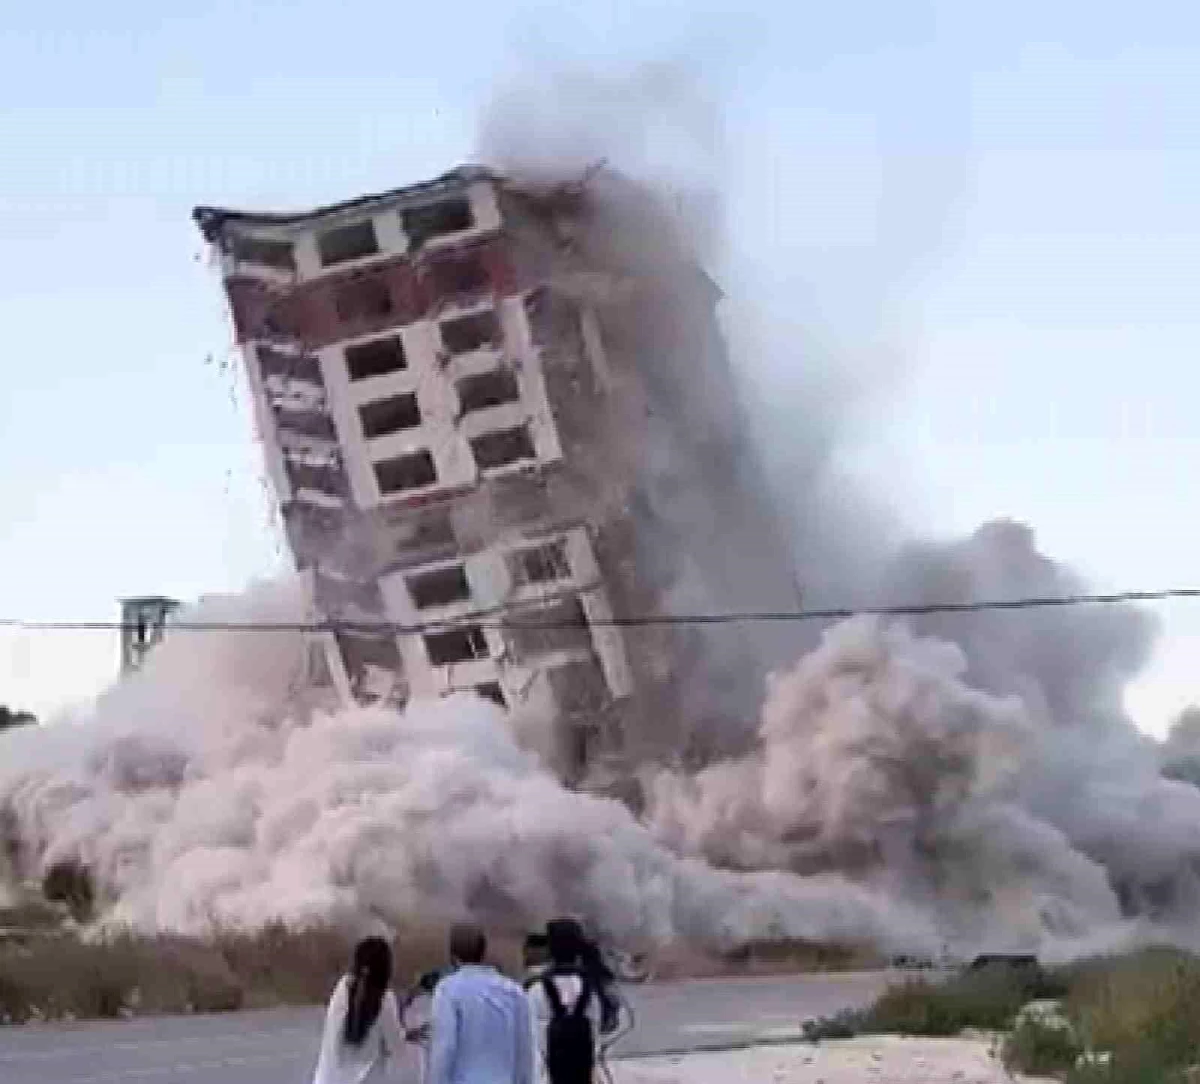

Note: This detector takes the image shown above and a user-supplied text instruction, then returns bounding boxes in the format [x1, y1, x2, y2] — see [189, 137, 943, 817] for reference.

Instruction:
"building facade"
[195, 166, 800, 788]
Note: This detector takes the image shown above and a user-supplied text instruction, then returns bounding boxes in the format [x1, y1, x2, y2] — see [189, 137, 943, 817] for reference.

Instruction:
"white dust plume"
[0, 581, 932, 954]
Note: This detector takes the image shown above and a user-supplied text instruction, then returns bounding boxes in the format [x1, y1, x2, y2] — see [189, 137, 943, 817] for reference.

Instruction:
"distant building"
[194, 165, 798, 789]
[119, 596, 180, 674]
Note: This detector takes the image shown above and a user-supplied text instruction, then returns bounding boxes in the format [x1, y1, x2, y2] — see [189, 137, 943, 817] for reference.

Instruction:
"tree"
[0, 705, 37, 731]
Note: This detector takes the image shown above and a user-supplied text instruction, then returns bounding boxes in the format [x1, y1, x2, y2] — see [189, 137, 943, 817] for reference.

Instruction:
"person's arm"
[312, 977, 348, 1084]
[425, 981, 458, 1084]
[514, 986, 536, 1084]
[526, 983, 547, 1084]
[378, 990, 406, 1060]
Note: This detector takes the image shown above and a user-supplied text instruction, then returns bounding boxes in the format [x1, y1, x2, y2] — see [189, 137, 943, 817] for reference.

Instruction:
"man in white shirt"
[427, 923, 534, 1084]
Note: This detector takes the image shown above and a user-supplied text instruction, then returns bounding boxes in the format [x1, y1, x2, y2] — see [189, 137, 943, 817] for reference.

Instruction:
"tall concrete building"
[194, 166, 799, 789]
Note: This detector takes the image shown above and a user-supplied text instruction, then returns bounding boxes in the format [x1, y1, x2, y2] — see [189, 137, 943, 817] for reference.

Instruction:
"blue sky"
[1, 0, 1197, 734]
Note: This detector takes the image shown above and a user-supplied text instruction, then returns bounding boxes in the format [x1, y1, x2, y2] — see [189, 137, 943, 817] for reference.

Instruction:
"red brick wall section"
[222, 238, 521, 350]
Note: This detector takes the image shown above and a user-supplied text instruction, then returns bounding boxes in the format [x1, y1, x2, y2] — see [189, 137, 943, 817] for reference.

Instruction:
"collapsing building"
[194, 166, 800, 791]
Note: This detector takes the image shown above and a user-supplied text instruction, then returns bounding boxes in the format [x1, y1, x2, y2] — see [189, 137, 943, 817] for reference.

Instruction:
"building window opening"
[232, 236, 296, 271]
[334, 274, 393, 324]
[509, 540, 571, 586]
[474, 681, 506, 708]
[456, 369, 520, 416]
[470, 426, 536, 471]
[318, 219, 380, 266]
[345, 335, 406, 381]
[441, 310, 501, 355]
[375, 451, 437, 494]
[256, 345, 322, 383]
[403, 198, 473, 248]
[359, 393, 422, 439]
[406, 564, 471, 609]
[425, 625, 489, 666]
[427, 252, 489, 300]
[506, 597, 591, 658]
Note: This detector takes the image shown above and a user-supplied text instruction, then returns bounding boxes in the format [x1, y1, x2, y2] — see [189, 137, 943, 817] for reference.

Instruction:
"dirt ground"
[613, 1035, 1055, 1084]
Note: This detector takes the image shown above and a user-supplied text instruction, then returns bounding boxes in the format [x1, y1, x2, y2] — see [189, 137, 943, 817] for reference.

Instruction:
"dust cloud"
[0, 64, 1194, 962]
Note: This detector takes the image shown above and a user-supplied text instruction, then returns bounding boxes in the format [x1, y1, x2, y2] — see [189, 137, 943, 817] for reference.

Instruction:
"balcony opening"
[425, 625, 489, 666]
[375, 451, 436, 494]
[285, 458, 346, 497]
[359, 393, 421, 439]
[456, 369, 520, 417]
[441, 310, 501, 356]
[345, 335, 406, 381]
[256, 345, 322, 384]
[475, 681, 506, 709]
[403, 198, 473, 248]
[406, 564, 471, 609]
[509, 540, 571, 586]
[334, 274, 393, 324]
[506, 597, 592, 659]
[318, 219, 379, 266]
[232, 236, 296, 271]
[276, 410, 337, 442]
[470, 426, 536, 472]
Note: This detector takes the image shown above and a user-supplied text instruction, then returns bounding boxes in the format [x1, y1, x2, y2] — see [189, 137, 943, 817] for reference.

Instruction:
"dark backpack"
[541, 974, 595, 1084]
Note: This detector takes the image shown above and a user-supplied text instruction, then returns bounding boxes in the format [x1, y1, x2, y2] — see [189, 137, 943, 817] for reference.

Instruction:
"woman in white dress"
[313, 936, 412, 1084]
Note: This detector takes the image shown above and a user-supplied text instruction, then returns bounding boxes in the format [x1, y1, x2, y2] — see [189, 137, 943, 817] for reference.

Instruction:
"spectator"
[526, 919, 605, 1084]
[312, 936, 410, 1084]
[427, 922, 534, 1084]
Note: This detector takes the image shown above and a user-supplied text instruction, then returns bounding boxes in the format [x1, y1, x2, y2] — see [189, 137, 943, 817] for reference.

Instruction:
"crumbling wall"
[498, 170, 805, 772]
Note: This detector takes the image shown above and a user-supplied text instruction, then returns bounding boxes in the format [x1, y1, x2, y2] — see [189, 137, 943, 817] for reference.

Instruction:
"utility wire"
[0, 587, 1197, 635]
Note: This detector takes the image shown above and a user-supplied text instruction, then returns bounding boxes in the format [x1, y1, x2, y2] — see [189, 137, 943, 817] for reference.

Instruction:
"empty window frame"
[275, 409, 337, 442]
[506, 597, 592, 658]
[426, 252, 490, 299]
[359, 393, 421, 439]
[440, 310, 501, 355]
[456, 369, 521, 416]
[256, 345, 322, 383]
[344, 335, 406, 381]
[470, 426, 536, 471]
[284, 458, 345, 496]
[406, 564, 471, 609]
[334, 275, 393, 324]
[231, 235, 296, 271]
[402, 198, 474, 248]
[318, 219, 380, 266]
[424, 625, 489, 666]
[374, 451, 437, 494]
[508, 540, 571, 586]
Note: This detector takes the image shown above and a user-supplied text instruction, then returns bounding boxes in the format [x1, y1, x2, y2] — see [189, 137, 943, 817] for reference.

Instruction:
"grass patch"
[805, 961, 1059, 1042]
[0, 920, 528, 1025]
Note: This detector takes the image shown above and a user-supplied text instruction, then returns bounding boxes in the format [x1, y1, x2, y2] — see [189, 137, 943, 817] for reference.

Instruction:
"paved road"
[0, 971, 892, 1084]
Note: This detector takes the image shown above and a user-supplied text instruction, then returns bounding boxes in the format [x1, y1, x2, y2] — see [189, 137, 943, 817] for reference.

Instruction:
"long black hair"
[343, 936, 393, 1046]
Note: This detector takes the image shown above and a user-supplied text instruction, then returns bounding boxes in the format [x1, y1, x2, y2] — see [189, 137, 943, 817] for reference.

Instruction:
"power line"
[0, 586, 1197, 635]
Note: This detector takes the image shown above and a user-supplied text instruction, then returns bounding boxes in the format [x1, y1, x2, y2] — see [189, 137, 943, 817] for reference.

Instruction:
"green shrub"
[1002, 1015, 1083, 1076]
[801, 1007, 869, 1042]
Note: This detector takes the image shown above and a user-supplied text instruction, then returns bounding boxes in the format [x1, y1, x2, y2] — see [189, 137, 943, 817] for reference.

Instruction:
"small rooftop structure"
[119, 596, 180, 675]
